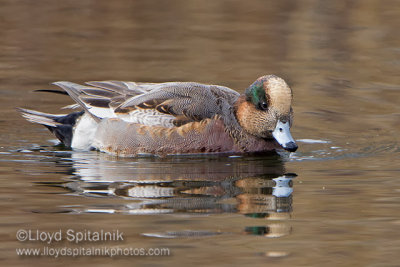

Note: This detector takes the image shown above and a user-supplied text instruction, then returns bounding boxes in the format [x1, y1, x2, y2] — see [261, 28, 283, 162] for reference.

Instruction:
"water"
[1, 0, 400, 266]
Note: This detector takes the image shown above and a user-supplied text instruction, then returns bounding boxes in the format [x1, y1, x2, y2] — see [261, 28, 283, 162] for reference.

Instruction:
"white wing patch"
[85, 106, 116, 119]
[123, 109, 175, 127]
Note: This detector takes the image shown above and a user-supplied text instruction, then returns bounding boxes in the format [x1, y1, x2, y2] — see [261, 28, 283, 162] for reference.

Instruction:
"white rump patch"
[71, 113, 99, 150]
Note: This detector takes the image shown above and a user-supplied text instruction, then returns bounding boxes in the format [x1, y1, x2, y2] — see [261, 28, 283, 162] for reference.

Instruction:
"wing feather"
[53, 80, 240, 128]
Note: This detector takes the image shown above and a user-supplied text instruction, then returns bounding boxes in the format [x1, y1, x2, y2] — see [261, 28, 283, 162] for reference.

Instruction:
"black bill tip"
[284, 141, 298, 152]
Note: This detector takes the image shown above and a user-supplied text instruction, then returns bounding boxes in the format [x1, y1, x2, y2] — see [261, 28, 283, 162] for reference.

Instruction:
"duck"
[18, 75, 298, 157]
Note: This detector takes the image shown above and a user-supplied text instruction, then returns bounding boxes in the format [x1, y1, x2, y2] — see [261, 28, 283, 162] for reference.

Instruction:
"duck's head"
[236, 75, 298, 152]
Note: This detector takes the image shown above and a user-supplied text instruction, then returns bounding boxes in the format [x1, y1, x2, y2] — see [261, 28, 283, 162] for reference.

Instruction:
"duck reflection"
[60, 152, 294, 213]
[42, 150, 296, 238]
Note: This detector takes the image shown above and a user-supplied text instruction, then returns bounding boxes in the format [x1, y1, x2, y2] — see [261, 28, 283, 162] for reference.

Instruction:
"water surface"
[1, 0, 400, 266]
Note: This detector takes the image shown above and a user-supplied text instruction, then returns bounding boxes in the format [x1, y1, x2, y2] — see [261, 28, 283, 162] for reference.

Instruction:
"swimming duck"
[18, 75, 297, 156]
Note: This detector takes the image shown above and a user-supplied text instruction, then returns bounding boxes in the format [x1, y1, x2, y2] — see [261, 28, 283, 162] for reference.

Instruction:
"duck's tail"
[17, 108, 84, 147]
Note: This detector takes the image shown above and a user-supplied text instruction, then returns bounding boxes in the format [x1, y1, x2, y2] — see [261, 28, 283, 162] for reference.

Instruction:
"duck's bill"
[272, 120, 298, 152]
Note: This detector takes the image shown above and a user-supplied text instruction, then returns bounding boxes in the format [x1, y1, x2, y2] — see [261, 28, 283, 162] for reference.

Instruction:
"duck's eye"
[259, 102, 268, 111]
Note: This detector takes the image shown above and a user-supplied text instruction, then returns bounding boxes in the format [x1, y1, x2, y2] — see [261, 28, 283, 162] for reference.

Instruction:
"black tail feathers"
[17, 108, 84, 147]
